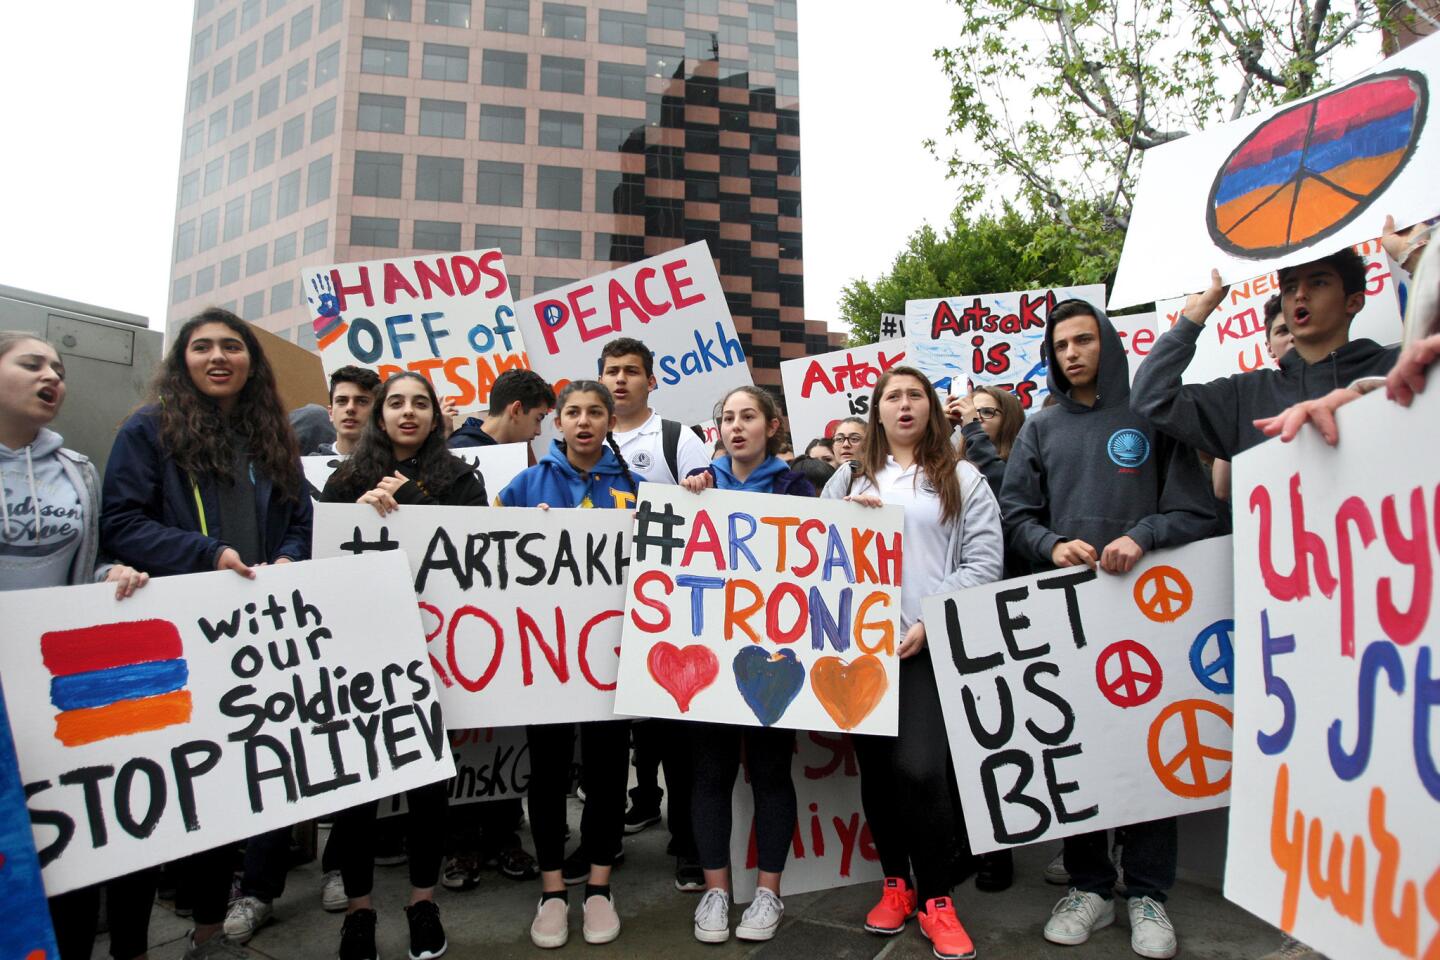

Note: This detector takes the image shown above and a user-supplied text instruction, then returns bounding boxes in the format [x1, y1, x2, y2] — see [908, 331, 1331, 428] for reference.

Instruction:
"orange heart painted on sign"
[810, 654, 888, 730]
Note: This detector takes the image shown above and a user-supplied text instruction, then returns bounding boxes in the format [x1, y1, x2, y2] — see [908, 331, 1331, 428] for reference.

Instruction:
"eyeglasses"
[974, 407, 1001, 420]
[832, 433, 864, 445]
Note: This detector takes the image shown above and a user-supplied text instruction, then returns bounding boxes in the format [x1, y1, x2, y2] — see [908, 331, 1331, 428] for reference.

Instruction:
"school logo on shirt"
[630, 450, 653, 471]
[1107, 429, 1151, 469]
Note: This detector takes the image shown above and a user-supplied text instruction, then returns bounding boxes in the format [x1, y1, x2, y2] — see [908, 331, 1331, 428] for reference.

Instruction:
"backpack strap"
[661, 417, 682, 483]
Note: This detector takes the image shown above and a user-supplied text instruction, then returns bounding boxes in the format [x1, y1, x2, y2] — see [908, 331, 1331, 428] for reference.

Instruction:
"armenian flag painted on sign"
[0, 684, 61, 958]
[41, 619, 192, 747]
[1207, 70, 1427, 257]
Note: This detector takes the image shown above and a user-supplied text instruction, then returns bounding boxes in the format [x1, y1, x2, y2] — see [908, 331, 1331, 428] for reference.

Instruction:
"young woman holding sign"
[320, 371, 487, 960]
[100, 308, 311, 960]
[0, 331, 152, 960]
[678, 385, 813, 943]
[498, 380, 641, 949]
[820, 366, 1004, 960]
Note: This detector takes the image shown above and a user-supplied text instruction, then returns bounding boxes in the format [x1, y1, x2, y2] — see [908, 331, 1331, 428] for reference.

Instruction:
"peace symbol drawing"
[1207, 70, 1427, 258]
[1133, 565, 1193, 624]
[1146, 699, 1234, 799]
[1094, 639, 1164, 708]
[1188, 619, 1235, 694]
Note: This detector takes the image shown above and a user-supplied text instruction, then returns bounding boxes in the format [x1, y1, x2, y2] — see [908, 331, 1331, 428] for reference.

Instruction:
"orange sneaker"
[918, 897, 976, 960]
[864, 877, 918, 935]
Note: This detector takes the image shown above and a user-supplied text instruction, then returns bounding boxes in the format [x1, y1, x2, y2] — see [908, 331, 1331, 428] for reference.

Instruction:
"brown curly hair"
[849, 366, 964, 523]
[150, 308, 301, 501]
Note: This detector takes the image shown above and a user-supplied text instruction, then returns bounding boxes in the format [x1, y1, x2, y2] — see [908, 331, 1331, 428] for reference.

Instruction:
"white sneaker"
[693, 887, 731, 943]
[1259, 934, 1328, 959]
[736, 887, 783, 941]
[321, 870, 347, 913]
[1044, 889, 1115, 946]
[222, 896, 272, 944]
[1044, 848, 1070, 885]
[1127, 897, 1176, 958]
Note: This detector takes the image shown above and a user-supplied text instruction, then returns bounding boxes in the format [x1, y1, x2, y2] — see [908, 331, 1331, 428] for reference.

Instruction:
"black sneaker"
[338, 909, 378, 960]
[674, 856, 704, 892]
[623, 805, 661, 835]
[561, 845, 625, 886]
[975, 850, 1013, 893]
[496, 846, 540, 881]
[406, 900, 447, 960]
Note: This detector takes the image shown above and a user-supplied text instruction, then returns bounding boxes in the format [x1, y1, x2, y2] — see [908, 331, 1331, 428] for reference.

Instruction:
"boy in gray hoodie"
[999, 300, 1218, 959]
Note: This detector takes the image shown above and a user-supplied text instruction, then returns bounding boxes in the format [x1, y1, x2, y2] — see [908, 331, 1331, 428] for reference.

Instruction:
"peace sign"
[1095, 639, 1164, 708]
[1147, 698, 1233, 799]
[1189, 619, 1235, 694]
[1133, 565, 1193, 623]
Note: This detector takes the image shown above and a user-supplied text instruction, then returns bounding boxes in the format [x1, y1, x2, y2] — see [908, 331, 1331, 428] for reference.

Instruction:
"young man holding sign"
[1000, 300, 1217, 959]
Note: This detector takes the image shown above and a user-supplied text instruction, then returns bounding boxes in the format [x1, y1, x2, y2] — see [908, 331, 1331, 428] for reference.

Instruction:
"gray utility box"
[0, 284, 163, 476]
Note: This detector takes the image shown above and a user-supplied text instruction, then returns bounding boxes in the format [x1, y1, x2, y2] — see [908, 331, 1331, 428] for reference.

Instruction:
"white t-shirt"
[846, 458, 949, 629]
[613, 410, 710, 485]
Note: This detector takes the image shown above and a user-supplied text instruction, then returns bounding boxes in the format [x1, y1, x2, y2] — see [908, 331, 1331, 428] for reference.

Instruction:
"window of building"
[315, 41, 340, 85]
[180, 171, 201, 207]
[241, 0, 261, 30]
[414, 220, 462, 251]
[647, 196, 684, 238]
[273, 231, 297, 265]
[223, 198, 246, 243]
[598, 62, 645, 99]
[536, 165, 581, 210]
[594, 232, 645, 262]
[354, 151, 403, 197]
[599, 9, 645, 46]
[175, 220, 196, 262]
[271, 279, 295, 311]
[307, 154, 332, 205]
[208, 106, 228, 146]
[478, 104, 525, 143]
[647, 44, 682, 78]
[777, 68, 798, 99]
[243, 290, 266, 320]
[304, 219, 328, 253]
[251, 183, 273, 229]
[718, 16, 745, 46]
[220, 255, 241, 285]
[595, 169, 643, 214]
[647, 144, 683, 179]
[254, 128, 276, 169]
[719, 152, 748, 178]
[749, 43, 774, 73]
[357, 93, 406, 132]
[540, 55, 584, 94]
[268, 0, 290, 16]
[776, 30, 797, 60]
[539, 110, 582, 148]
[647, 0, 683, 29]
[195, 265, 216, 296]
[684, 29, 711, 60]
[351, 216, 400, 246]
[685, 174, 718, 202]
[193, 26, 214, 64]
[422, 42, 468, 81]
[199, 208, 220, 251]
[204, 158, 225, 195]
[258, 77, 280, 117]
[277, 170, 301, 217]
[535, 228, 581, 259]
[217, 10, 237, 45]
[173, 275, 192, 305]
[212, 59, 232, 97]
[596, 114, 641, 151]
[419, 99, 466, 138]
[533, 277, 576, 295]
[312, 96, 336, 140]
[776, 151, 800, 176]
[188, 75, 208, 113]
[297, 322, 317, 349]
[262, 25, 285, 65]
[236, 41, 258, 81]
[233, 92, 253, 132]
[197, 0, 217, 16]
[361, 36, 408, 75]
[749, 3, 774, 31]
[365, 0, 411, 19]
[416, 155, 464, 201]
[183, 122, 204, 159]
[776, 0, 796, 18]
[281, 114, 305, 156]
[481, 49, 527, 87]
[474, 223, 521, 255]
[484, 0, 528, 32]
[319, 0, 342, 30]
[541, 3, 585, 39]
[425, 0, 470, 26]
[228, 143, 250, 183]
[476, 161, 523, 206]
[290, 7, 313, 46]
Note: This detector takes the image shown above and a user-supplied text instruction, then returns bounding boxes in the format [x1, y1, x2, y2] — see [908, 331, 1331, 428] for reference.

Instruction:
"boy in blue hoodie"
[999, 300, 1218, 960]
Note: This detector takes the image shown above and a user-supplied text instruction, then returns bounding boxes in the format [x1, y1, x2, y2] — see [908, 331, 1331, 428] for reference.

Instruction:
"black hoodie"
[1130, 317, 1399, 459]
[999, 305, 1219, 570]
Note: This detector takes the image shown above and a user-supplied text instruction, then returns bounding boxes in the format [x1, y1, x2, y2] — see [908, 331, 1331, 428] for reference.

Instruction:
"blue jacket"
[100, 406, 312, 577]
[446, 417, 496, 449]
[698, 455, 815, 496]
[498, 440, 641, 509]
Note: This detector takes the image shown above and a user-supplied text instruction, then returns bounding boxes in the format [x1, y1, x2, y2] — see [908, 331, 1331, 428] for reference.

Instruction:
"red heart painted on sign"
[647, 642, 719, 713]
[810, 654, 889, 730]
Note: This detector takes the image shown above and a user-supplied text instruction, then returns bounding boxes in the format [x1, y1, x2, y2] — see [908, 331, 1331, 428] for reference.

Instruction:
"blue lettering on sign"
[655, 321, 746, 386]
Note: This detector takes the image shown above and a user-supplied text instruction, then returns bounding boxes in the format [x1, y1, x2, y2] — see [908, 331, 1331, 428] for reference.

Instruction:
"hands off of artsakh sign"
[0, 554, 453, 895]
[780, 342, 907, 452]
[1227, 388, 1439, 960]
[925, 537, 1236, 855]
[615, 484, 904, 735]
[313, 504, 631, 728]
[301, 249, 526, 416]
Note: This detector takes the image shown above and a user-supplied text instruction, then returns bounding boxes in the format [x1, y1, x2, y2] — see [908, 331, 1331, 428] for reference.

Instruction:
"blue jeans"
[1063, 816, 1176, 902]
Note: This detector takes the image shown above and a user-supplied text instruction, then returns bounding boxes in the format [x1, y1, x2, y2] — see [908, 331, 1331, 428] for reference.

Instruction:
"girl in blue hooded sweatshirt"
[498, 380, 640, 949]
[676, 385, 812, 945]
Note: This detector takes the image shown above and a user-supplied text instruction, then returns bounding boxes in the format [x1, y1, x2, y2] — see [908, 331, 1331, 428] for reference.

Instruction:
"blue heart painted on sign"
[733, 647, 806, 727]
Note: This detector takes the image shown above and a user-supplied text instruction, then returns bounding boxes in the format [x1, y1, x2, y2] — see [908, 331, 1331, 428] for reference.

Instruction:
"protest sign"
[511, 243, 752, 425]
[300, 442, 526, 501]
[1111, 34, 1440, 310]
[694, 419, 721, 447]
[0, 554, 453, 895]
[877, 313, 907, 341]
[925, 536, 1235, 855]
[379, 727, 530, 817]
[1111, 311, 1160, 384]
[905, 284, 1107, 411]
[1154, 241, 1405, 383]
[779, 342, 908, 452]
[1226, 387, 1439, 960]
[0, 685, 59, 954]
[729, 731, 882, 904]
[313, 504, 631, 727]
[300, 249, 527, 416]
[615, 483, 904, 735]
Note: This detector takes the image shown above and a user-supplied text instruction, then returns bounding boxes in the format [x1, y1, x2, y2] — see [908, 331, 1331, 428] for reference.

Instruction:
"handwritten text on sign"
[313, 504, 631, 727]
[615, 484, 904, 735]
[301, 249, 527, 416]
[1227, 387, 1440, 960]
[301, 443, 527, 502]
[780, 342, 906, 451]
[511, 243, 752, 426]
[379, 727, 530, 817]
[925, 537, 1236, 855]
[0, 554, 453, 895]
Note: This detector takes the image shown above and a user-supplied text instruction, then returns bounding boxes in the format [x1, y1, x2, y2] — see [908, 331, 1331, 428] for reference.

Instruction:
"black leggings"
[526, 720, 628, 873]
[691, 723, 797, 874]
[852, 650, 957, 903]
[48, 868, 157, 960]
[337, 781, 448, 898]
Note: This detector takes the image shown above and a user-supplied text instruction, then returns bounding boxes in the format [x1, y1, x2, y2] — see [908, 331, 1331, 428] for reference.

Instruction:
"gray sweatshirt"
[0, 428, 110, 591]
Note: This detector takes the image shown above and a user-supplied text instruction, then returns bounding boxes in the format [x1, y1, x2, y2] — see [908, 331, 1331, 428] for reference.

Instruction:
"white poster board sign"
[312, 504, 630, 727]
[511, 242, 752, 425]
[925, 537, 1236, 855]
[1110, 311, 1160, 384]
[0, 554, 454, 895]
[1226, 387, 1440, 959]
[301, 443, 526, 501]
[877, 313, 907, 341]
[615, 483, 904, 735]
[1111, 34, 1440, 309]
[300, 249, 527, 416]
[779, 342, 908, 451]
[379, 727, 529, 817]
[905, 284, 1107, 412]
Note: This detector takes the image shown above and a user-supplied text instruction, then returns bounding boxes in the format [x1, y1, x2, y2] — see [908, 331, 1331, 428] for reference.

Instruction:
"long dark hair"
[712, 385, 785, 458]
[330, 372, 469, 500]
[555, 380, 637, 492]
[968, 385, 1024, 460]
[852, 366, 964, 523]
[152, 308, 300, 501]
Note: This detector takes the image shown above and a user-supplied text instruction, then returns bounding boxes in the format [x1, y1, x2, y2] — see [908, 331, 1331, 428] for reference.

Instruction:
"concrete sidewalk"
[107, 803, 1280, 960]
